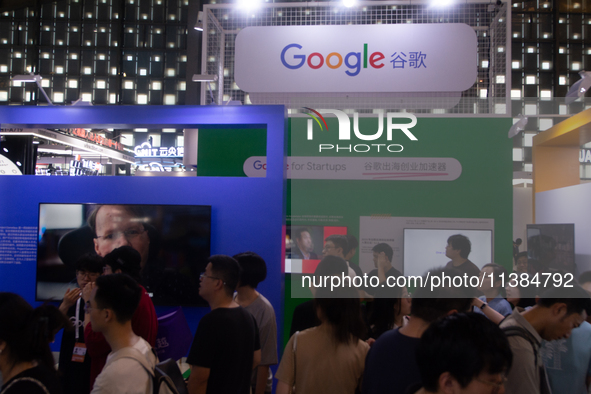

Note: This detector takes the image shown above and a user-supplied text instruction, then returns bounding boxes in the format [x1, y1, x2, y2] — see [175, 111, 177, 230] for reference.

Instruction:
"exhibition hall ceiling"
[0, 0, 54, 12]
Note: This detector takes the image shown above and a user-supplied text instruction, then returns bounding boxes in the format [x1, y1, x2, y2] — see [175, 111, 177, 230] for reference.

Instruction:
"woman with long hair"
[276, 285, 369, 394]
[367, 285, 411, 340]
[0, 292, 70, 394]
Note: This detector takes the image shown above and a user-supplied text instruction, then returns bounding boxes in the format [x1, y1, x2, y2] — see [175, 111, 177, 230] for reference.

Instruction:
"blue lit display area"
[0, 105, 287, 353]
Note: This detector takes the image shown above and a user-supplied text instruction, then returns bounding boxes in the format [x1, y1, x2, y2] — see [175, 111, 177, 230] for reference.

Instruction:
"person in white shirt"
[88, 273, 157, 394]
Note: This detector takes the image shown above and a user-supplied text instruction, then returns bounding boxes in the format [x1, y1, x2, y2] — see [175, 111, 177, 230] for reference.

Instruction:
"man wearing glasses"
[82, 246, 158, 391]
[410, 313, 512, 394]
[88, 205, 150, 268]
[186, 255, 261, 394]
[58, 253, 104, 394]
[87, 204, 197, 305]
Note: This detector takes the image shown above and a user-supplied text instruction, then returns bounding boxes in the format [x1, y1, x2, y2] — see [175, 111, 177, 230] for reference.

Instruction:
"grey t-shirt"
[240, 293, 278, 392]
[500, 307, 550, 394]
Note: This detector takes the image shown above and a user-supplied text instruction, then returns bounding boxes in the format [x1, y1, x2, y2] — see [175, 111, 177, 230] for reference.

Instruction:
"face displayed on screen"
[515, 256, 528, 273]
[93, 205, 150, 268]
[296, 231, 314, 253]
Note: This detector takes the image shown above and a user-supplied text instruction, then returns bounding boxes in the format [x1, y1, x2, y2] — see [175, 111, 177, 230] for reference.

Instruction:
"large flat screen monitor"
[37, 203, 211, 306]
[403, 228, 493, 277]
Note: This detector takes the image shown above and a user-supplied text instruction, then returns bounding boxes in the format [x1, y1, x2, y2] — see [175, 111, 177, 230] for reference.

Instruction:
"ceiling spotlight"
[11, 73, 53, 105]
[236, 0, 261, 10]
[343, 0, 356, 7]
[565, 70, 591, 104]
[508, 114, 528, 138]
[192, 74, 218, 82]
[194, 11, 204, 31]
[431, 0, 453, 6]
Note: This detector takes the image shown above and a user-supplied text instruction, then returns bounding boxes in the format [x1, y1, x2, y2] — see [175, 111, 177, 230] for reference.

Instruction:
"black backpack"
[502, 325, 552, 394]
[502, 326, 539, 367]
[115, 347, 188, 394]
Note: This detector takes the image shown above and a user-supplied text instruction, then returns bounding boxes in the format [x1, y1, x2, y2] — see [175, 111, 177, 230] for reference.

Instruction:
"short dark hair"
[372, 243, 393, 262]
[417, 313, 513, 392]
[314, 255, 348, 281]
[94, 274, 142, 324]
[515, 251, 528, 260]
[233, 251, 267, 289]
[537, 284, 591, 316]
[325, 235, 348, 255]
[87, 204, 146, 236]
[447, 234, 471, 259]
[367, 285, 404, 339]
[579, 271, 591, 286]
[75, 253, 104, 273]
[314, 286, 366, 345]
[410, 267, 474, 322]
[294, 227, 310, 241]
[0, 293, 70, 371]
[344, 234, 359, 255]
[482, 263, 509, 296]
[103, 246, 141, 281]
[209, 254, 241, 297]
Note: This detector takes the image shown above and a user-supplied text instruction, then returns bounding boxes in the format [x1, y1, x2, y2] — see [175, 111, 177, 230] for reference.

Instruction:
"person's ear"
[552, 303, 568, 318]
[445, 309, 459, 316]
[438, 372, 458, 394]
[103, 309, 115, 323]
[214, 279, 224, 291]
[94, 238, 101, 255]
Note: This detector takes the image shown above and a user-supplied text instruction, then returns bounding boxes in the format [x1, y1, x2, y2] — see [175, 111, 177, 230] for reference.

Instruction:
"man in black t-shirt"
[365, 243, 402, 296]
[362, 268, 474, 394]
[187, 255, 261, 394]
[444, 234, 480, 278]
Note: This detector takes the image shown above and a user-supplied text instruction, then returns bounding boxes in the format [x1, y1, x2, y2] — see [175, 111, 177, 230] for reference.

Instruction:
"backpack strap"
[0, 377, 50, 394]
[110, 347, 157, 394]
[502, 326, 539, 367]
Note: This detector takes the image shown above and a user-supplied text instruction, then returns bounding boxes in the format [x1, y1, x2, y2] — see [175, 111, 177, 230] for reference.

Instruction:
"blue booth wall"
[0, 105, 287, 358]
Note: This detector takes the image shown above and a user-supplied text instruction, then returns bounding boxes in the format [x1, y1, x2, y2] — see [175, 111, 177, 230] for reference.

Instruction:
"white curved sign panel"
[235, 24, 477, 93]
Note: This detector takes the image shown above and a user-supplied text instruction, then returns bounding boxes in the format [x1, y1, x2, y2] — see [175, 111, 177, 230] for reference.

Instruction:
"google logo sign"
[280, 43, 385, 77]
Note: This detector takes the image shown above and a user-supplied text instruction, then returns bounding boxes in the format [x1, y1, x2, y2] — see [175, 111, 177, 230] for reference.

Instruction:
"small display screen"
[403, 228, 493, 277]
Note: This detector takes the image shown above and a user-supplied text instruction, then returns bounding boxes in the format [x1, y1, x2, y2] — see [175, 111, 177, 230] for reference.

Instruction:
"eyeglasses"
[77, 271, 100, 280]
[84, 301, 101, 313]
[475, 375, 507, 394]
[95, 227, 146, 242]
[199, 272, 226, 285]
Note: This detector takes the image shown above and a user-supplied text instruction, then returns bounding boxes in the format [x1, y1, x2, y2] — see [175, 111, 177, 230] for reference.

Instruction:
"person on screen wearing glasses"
[87, 204, 198, 305]
[88, 205, 151, 269]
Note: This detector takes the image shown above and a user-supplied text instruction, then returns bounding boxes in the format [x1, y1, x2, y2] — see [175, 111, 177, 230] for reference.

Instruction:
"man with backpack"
[88, 273, 156, 394]
[501, 284, 591, 394]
